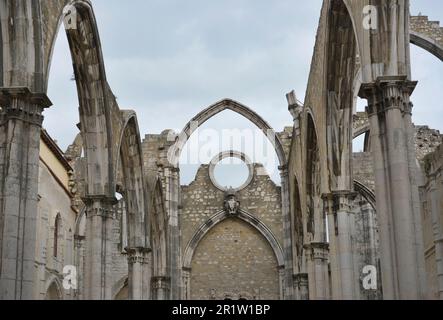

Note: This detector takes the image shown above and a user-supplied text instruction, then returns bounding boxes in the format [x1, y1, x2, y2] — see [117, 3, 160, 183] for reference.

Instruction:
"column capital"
[0, 87, 52, 126]
[304, 242, 329, 261]
[82, 195, 117, 218]
[323, 191, 356, 215]
[126, 247, 151, 264]
[358, 76, 417, 117]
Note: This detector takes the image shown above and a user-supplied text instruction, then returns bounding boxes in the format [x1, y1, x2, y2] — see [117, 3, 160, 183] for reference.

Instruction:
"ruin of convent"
[0, 0, 443, 300]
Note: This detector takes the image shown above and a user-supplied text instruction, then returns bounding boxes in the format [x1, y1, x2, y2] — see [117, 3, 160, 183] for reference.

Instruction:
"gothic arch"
[115, 112, 149, 248]
[410, 31, 443, 62]
[305, 112, 321, 241]
[44, 0, 117, 196]
[353, 180, 376, 210]
[183, 210, 284, 270]
[45, 276, 63, 300]
[149, 177, 168, 278]
[112, 276, 128, 300]
[291, 173, 304, 272]
[326, 0, 358, 192]
[168, 98, 287, 167]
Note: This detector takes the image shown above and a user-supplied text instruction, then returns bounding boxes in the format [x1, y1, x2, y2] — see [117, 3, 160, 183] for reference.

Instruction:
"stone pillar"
[83, 196, 115, 300]
[73, 234, 85, 300]
[359, 76, 427, 299]
[152, 276, 170, 300]
[293, 273, 309, 300]
[325, 192, 359, 300]
[305, 242, 329, 300]
[164, 166, 181, 299]
[279, 166, 294, 299]
[127, 247, 151, 300]
[428, 180, 443, 299]
[0, 88, 51, 300]
[182, 268, 191, 300]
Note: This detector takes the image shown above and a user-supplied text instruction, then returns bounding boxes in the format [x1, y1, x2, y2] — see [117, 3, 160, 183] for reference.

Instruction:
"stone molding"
[0, 87, 52, 126]
[359, 76, 417, 117]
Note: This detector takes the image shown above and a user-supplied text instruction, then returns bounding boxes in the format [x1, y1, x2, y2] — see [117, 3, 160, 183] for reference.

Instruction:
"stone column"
[293, 273, 309, 300]
[182, 267, 191, 300]
[305, 242, 329, 300]
[152, 276, 170, 300]
[73, 234, 85, 300]
[359, 76, 427, 299]
[0, 88, 51, 300]
[127, 247, 151, 300]
[83, 196, 115, 300]
[325, 192, 359, 300]
[164, 166, 181, 299]
[279, 166, 294, 299]
[428, 180, 443, 299]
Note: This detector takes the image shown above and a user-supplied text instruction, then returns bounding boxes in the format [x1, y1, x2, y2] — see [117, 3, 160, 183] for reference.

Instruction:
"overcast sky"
[45, 0, 443, 185]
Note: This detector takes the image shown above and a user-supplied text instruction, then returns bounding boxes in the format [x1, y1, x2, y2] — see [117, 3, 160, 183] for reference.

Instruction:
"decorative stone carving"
[224, 188, 240, 216]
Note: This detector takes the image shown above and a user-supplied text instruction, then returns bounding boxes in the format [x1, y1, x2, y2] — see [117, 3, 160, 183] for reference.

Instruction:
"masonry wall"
[35, 160, 76, 300]
[191, 218, 280, 300]
[180, 163, 284, 300]
[419, 144, 443, 299]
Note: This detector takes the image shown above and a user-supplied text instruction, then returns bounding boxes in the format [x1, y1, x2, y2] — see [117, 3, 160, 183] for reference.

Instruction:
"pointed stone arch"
[183, 210, 284, 270]
[182, 209, 285, 300]
[149, 177, 170, 299]
[305, 112, 320, 240]
[45, 276, 63, 300]
[115, 111, 149, 249]
[168, 98, 287, 168]
[150, 178, 168, 275]
[43, 0, 118, 197]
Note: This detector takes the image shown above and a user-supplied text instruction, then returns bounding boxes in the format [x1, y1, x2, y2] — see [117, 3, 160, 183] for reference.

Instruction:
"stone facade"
[180, 163, 284, 300]
[419, 144, 443, 299]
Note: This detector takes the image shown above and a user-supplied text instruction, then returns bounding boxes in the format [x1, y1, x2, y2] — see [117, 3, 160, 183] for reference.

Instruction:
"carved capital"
[332, 190, 357, 213]
[126, 247, 151, 265]
[304, 242, 329, 261]
[0, 87, 52, 126]
[359, 76, 417, 117]
[82, 195, 117, 219]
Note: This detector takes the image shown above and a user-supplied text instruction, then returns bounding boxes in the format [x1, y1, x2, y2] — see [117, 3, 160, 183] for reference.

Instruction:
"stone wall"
[180, 163, 284, 300]
[415, 126, 443, 162]
[410, 15, 443, 48]
[353, 152, 375, 191]
[190, 218, 280, 300]
[419, 144, 443, 299]
[35, 160, 77, 300]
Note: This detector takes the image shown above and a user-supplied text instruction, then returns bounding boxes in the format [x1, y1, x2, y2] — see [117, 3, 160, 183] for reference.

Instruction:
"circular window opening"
[213, 158, 249, 190]
[209, 151, 253, 192]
